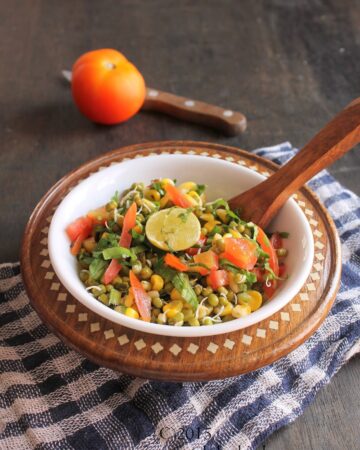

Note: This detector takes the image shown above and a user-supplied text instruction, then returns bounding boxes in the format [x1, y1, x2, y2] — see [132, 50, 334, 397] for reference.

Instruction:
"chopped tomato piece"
[129, 271, 151, 321]
[164, 183, 193, 208]
[219, 237, 258, 270]
[193, 250, 219, 275]
[279, 264, 286, 278]
[70, 232, 87, 256]
[119, 202, 137, 248]
[263, 279, 277, 299]
[186, 247, 201, 256]
[186, 235, 207, 256]
[164, 253, 188, 272]
[270, 232, 283, 250]
[256, 227, 279, 276]
[87, 207, 109, 225]
[103, 259, 122, 285]
[207, 269, 229, 290]
[66, 216, 93, 242]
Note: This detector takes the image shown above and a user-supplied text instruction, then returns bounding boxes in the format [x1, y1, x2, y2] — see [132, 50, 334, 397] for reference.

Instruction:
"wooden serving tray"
[21, 141, 341, 381]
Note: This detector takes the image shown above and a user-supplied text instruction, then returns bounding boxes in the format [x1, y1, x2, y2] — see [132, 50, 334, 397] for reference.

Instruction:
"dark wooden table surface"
[1, 1, 359, 448]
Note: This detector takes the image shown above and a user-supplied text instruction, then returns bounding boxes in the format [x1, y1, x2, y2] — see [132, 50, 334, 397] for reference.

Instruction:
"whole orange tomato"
[71, 49, 146, 124]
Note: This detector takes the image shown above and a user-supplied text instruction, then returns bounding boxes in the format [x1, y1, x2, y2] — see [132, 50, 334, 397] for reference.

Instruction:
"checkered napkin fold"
[1, 143, 359, 450]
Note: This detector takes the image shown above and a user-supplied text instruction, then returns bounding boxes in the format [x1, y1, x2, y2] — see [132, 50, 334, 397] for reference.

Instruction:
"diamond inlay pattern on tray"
[134, 339, 146, 351]
[151, 343, 164, 354]
[256, 328, 266, 339]
[50, 282, 60, 291]
[90, 323, 100, 333]
[269, 321, 279, 330]
[242, 335, 252, 346]
[300, 292, 310, 301]
[41, 259, 51, 269]
[57, 293, 67, 302]
[169, 344, 182, 356]
[118, 334, 129, 346]
[207, 342, 219, 354]
[78, 313, 88, 322]
[187, 343, 199, 354]
[65, 304, 76, 313]
[224, 339, 235, 350]
[104, 329, 115, 340]
[306, 283, 316, 292]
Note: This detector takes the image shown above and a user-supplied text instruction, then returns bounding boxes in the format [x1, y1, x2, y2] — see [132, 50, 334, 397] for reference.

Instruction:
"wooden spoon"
[228, 99, 360, 228]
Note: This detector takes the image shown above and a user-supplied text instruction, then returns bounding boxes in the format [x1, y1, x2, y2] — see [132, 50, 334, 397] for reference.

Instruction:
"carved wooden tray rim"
[21, 141, 341, 381]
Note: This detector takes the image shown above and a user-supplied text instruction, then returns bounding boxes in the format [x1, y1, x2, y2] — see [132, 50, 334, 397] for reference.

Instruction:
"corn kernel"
[164, 300, 183, 312]
[232, 304, 251, 318]
[124, 290, 134, 307]
[188, 318, 200, 326]
[159, 194, 170, 208]
[237, 291, 262, 311]
[179, 181, 197, 192]
[125, 307, 139, 319]
[220, 303, 234, 316]
[230, 229, 241, 239]
[170, 288, 183, 301]
[164, 300, 183, 318]
[204, 220, 220, 232]
[164, 309, 176, 319]
[160, 178, 174, 187]
[187, 191, 202, 205]
[216, 208, 229, 224]
[145, 189, 161, 201]
[151, 274, 164, 291]
[200, 213, 215, 222]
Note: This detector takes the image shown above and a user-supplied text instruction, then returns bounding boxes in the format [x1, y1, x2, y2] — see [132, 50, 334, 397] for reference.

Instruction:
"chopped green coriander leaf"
[110, 190, 119, 204]
[102, 246, 136, 262]
[89, 259, 108, 281]
[279, 231, 290, 239]
[196, 184, 206, 195]
[172, 273, 198, 310]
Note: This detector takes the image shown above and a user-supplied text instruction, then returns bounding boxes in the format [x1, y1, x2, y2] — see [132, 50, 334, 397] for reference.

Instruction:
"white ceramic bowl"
[48, 154, 314, 337]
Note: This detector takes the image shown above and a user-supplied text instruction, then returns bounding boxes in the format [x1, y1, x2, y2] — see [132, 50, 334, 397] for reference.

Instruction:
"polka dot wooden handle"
[143, 88, 247, 136]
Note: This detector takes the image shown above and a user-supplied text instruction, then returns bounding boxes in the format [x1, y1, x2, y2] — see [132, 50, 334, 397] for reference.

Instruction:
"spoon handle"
[142, 88, 247, 136]
[229, 99, 360, 228]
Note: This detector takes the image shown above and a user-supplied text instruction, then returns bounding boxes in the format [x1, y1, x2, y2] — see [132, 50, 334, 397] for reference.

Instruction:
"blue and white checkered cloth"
[1, 143, 359, 450]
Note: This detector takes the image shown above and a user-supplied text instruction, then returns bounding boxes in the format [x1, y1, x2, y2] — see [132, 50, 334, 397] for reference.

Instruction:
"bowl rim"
[47, 150, 315, 337]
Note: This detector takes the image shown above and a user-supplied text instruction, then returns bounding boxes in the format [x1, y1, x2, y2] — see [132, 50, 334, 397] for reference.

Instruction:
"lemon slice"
[145, 207, 201, 251]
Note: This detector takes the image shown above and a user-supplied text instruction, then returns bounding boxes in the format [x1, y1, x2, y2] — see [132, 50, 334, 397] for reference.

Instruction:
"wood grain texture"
[229, 99, 360, 227]
[20, 141, 341, 382]
[143, 88, 247, 135]
[0, 0, 359, 447]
